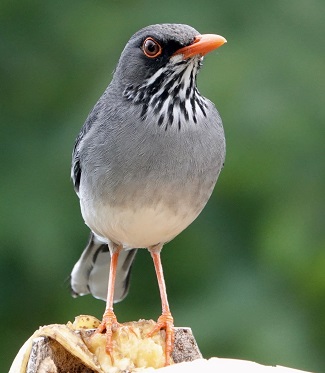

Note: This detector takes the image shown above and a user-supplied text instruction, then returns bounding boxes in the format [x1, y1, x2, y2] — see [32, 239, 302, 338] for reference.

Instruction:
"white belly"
[80, 199, 199, 248]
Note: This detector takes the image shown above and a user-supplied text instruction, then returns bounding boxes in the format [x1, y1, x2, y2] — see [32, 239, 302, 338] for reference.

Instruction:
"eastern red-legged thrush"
[70, 23, 226, 364]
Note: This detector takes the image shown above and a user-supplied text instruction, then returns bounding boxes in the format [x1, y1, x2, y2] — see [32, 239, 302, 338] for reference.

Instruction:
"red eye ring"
[142, 37, 162, 58]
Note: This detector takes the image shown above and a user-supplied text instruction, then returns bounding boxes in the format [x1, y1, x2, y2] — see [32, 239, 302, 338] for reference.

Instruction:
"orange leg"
[96, 243, 122, 355]
[147, 244, 174, 365]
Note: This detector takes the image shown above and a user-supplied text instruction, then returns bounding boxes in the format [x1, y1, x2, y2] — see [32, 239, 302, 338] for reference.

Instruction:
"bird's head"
[114, 24, 226, 86]
[112, 24, 226, 128]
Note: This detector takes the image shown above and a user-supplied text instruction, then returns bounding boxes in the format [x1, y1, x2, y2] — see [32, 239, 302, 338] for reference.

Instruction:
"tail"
[70, 232, 137, 302]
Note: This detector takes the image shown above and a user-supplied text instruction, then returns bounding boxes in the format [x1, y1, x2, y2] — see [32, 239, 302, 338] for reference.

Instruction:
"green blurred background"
[1, 0, 324, 371]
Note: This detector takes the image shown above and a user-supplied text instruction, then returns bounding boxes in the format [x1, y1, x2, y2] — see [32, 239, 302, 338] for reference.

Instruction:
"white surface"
[150, 358, 312, 373]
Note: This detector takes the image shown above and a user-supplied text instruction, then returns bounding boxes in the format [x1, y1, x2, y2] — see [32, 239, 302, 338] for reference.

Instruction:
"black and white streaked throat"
[123, 55, 208, 131]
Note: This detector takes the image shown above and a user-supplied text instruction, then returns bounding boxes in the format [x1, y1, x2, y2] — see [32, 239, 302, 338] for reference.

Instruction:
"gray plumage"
[70, 233, 137, 301]
[70, 24, 226, 303]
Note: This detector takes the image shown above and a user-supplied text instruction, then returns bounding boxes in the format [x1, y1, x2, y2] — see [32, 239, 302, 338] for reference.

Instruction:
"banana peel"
[9, 316, 201, 373]
[9, 316, 104, 373]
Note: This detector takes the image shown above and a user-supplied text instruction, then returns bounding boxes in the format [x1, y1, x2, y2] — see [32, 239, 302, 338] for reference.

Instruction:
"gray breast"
[79, 97, 225, 215]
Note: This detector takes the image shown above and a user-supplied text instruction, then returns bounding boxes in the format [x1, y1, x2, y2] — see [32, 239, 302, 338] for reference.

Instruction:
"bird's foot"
[95, 309, 121, 355]
[147, 312, 174, 365]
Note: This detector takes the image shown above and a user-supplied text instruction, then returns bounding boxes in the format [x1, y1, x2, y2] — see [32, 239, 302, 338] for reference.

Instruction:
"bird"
[69, 23, 226, 364]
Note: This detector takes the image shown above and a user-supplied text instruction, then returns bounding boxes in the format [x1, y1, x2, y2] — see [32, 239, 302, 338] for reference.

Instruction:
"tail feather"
[70, 232, 137, 302]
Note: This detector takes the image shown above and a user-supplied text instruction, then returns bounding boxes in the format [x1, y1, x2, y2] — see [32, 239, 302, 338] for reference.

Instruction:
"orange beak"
[173, 34, 227, 59]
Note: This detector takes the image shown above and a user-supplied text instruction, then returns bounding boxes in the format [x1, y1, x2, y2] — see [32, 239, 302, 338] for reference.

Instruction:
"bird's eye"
[142, 37, 162, 58]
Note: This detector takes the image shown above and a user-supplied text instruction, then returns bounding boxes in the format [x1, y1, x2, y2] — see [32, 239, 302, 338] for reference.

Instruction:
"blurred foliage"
[1, 0, 324, 371]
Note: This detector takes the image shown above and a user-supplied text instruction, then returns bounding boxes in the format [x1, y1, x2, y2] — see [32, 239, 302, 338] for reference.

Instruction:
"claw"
[147, 312, 174, 365]
[95, 309, 121, 355]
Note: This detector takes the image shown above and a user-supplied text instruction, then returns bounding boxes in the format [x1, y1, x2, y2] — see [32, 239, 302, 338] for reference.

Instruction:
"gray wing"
[70, 232, 137, 302]
[71, 91, 108, 193]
